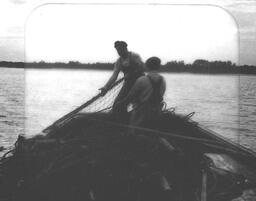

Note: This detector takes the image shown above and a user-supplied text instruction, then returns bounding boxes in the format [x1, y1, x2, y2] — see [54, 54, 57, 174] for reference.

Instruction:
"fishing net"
[42, 77, 124, 133]
[82, 77, 124, 113]
[1, 111, 251, 201]
[0, 113, 179, 201]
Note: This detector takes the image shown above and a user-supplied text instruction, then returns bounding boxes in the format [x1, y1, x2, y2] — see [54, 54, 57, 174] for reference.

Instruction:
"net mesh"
[81, 78, 124, 113]
[42, 78, 124, 133]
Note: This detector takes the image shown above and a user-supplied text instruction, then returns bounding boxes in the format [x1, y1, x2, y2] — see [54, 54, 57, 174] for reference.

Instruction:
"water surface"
[0, 68, 255, 152]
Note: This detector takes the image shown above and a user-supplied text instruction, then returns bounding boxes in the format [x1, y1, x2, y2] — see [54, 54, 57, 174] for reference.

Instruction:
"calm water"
[0, 68, 256, 151]
[0, 68, 25, 148]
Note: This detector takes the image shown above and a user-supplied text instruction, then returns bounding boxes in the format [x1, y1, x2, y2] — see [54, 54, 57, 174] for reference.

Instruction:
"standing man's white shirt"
[114, 52, 145, 76]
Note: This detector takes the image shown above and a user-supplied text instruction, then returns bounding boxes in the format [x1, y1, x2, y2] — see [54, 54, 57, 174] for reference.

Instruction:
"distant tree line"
[159, 60, 244, 74]
[1, 59, 256, 75]
[0, 61, 113, 70]
[0, 61, 25, 68]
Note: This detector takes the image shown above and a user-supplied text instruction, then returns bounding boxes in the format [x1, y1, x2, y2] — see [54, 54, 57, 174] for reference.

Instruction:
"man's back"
[128, 72, 166, 107]
[126, 56, 165, 128]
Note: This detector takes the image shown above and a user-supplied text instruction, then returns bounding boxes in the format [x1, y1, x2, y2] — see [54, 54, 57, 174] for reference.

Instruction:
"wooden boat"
[0, 78, 256, 201]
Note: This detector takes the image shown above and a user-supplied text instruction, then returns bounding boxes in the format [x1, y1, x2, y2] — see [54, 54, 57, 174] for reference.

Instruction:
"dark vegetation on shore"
[1, 60, 256, 75]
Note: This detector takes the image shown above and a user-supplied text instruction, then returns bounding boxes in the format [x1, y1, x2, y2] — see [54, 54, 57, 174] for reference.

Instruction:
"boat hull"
[0, 111, 255, 201]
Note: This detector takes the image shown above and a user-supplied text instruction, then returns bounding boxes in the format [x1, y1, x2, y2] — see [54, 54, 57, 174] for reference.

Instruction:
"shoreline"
[1, 66, 256, 76]
[1, 59, 256, 75]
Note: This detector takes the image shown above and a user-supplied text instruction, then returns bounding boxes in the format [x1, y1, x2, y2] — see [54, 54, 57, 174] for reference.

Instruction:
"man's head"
[114, 41, 128, 58]
[145, 57, 161, 71]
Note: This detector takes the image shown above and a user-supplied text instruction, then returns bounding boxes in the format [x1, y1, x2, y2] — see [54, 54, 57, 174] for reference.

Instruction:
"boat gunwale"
[193, 121, 256, 159]
[51, 111, 256, 161]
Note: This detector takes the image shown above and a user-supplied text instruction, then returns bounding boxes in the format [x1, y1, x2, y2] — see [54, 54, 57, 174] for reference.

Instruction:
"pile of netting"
[1, 111, 251, 201]
[0, 113, 195, 201]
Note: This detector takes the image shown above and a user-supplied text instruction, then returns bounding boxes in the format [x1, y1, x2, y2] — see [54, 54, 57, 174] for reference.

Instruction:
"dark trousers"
[130, 103, 162, 132]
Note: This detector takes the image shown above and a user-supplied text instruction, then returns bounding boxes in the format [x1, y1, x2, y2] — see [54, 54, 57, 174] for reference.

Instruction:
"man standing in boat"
[117, 56, 166, 129]
[99, 41, 145, 117]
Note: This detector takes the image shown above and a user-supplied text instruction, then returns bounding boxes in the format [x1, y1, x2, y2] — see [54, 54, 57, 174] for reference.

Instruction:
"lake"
[0, 67, 256, 152]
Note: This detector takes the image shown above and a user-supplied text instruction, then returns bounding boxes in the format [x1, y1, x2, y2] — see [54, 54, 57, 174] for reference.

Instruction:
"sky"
[0, 0, 255, 65]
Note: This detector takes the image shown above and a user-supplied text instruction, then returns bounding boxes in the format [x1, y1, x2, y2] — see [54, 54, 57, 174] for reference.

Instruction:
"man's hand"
[112, 100, 123, 114]
[99, 87, 108, 96]
[115, 101, 122, 108]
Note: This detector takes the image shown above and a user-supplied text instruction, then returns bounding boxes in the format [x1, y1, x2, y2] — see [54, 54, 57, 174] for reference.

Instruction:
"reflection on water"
[164, 73, 240, 142]
[240, 75, 256, 150]
[0, 68, 255, 151]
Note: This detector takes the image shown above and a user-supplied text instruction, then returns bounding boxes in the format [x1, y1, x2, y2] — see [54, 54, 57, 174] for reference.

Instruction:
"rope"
[81, 117, 256, 158]
[84, 118, 226, 146]
[184, 112, 195, 120]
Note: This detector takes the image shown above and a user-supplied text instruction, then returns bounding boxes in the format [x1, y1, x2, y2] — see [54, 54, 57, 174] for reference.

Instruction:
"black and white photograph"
[0, 1, 256, 201]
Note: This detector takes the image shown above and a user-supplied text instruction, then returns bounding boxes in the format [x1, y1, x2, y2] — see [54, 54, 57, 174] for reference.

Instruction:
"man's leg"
[112, 81, 133, 122]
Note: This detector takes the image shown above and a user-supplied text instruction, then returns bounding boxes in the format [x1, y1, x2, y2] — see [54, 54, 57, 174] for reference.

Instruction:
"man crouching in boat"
[116, 56, 166, 129]
[99, 41, 145, 119]
[116, 57, 170, 201]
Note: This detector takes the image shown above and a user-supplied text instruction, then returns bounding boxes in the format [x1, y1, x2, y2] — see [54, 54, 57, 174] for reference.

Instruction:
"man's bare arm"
[103, 69, 119, 89]
[99, 65, 120, 95]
